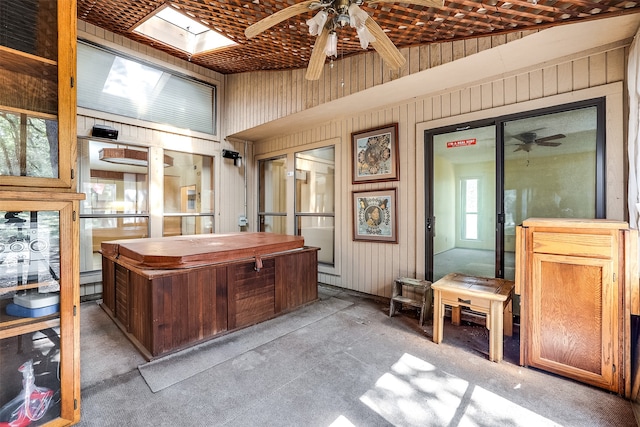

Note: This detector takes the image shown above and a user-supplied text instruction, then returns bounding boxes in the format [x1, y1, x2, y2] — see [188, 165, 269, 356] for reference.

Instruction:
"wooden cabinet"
[516, 218, 638, 397]
[0, 194, 83, 426]
[0, 1, 82, 426]
[0, 0, 76, 189]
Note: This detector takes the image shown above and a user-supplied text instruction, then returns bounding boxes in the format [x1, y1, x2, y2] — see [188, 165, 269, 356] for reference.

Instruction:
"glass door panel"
[258, 157, 287, 233]
[503, 105, 599, 280]
[429, 125, 496, 282]
[0, 207, 64, 425]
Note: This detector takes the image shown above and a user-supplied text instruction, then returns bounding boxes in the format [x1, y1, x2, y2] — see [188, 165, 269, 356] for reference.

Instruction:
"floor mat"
[138, 296, 353, 392]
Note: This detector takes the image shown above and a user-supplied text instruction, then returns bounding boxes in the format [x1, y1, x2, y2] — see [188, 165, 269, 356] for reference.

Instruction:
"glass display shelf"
[0, 210, 61, 334]
[0, 327, 62, 426]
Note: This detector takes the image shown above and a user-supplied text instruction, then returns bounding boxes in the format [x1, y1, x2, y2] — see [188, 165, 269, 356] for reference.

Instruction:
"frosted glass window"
[77, 42, 215, 134]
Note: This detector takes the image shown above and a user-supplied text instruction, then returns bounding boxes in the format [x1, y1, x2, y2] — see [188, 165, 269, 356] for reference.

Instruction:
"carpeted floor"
[77, 284, 638, 427]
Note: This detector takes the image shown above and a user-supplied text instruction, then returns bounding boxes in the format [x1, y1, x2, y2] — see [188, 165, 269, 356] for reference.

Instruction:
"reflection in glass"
[163, 216, 213, 237]
[259, 215, 286, 234]
[259, 157, 287, 234]
[295, 146, 335, 265]
[0, 210, 60, 294]
[259, 157, 287, 214]
[0, 329, 62, 424]
[298, 216, 335, 265]
[432, 126, 496, 282]
[503, 105, 598, 280]
[163, 151, 214, 214]
[0, 110, 58, 178]
[80, 217, 148, 271]
[163, 150, 214, 237]
[77, 139, 150, 273]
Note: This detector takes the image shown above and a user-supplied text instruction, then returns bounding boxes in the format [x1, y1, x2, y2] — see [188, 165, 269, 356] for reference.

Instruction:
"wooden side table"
[389, 277, 432, 326]
[431, 273, 515, 362]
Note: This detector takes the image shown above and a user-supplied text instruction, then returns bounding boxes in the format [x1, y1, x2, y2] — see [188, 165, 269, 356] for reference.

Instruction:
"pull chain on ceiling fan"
[244, 0, 444, 80]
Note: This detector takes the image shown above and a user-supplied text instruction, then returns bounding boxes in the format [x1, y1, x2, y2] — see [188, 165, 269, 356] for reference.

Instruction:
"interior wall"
[252, 43, 629, 298]
[224, 31, 539, 136]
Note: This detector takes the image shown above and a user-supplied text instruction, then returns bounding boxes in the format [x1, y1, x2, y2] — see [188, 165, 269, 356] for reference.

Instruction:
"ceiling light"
[454, 12, 465, 18]
[434, 17, 444, 22]
[99, 148, 174, 168]
[306, 11, 328, 36]
[325, 32, 338, 57]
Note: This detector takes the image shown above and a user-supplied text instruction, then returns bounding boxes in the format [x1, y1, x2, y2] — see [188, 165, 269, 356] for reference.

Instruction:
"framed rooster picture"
[351, 123, 399, 184]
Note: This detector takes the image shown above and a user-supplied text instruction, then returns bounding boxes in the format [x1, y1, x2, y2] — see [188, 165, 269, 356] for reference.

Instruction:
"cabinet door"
[528, 251, 619, 392]
[0, 0, 76, 188]
[0, 200, 79, 425]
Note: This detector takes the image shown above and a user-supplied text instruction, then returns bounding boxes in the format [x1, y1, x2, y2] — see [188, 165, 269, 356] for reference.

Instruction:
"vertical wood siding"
[252, 46, 628, 298]
[224, 32, 539, 136]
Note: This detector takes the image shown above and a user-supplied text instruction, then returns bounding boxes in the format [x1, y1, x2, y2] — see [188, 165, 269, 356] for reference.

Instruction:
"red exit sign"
[447, 138, 476, 148]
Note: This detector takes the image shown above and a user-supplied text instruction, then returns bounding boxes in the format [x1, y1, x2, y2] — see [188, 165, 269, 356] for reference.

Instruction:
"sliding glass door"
[425, 99, 605, 285]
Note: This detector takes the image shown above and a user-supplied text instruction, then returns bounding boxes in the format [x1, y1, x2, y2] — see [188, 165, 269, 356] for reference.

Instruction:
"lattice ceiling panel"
[77, 0, 640, 75]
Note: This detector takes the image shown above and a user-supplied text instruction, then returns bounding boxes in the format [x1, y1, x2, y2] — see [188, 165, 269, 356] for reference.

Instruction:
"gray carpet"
[78, 285, 639, 427]
[138, 296, 353, 392]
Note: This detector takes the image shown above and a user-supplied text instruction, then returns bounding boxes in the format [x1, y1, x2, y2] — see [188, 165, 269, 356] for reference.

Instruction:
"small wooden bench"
[389, 277, 432, 326]
[431, 273, 514, 362]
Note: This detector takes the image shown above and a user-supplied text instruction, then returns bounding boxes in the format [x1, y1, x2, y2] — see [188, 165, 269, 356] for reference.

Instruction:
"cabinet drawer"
[440, 292, 492, 311]
[531, 231, 614, 259]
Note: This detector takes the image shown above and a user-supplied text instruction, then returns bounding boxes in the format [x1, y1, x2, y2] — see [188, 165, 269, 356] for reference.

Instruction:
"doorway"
[425, 99, 605, 285]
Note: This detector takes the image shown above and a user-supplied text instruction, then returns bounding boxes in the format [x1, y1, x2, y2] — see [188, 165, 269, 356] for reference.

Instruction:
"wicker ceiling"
[77, 0, 640, 75]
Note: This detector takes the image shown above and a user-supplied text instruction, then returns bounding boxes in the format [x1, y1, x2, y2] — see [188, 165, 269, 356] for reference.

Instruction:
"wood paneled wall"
[224, 31, 538, 136]
[76, 18, 630, 298]
[249, 44, 628, 298]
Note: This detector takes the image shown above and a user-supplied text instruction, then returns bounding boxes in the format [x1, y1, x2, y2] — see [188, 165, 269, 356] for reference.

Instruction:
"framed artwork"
[352, 123, 399, 184]
[352, 188, 397, 243]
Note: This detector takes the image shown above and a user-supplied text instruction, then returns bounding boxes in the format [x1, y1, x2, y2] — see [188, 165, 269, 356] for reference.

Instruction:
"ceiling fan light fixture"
[306, 10, 328, 36]
[347, 4, 369, 29]
[324, 31, 338, 57]
[356, 26, 375, 49]
[336, 13, 350, 27]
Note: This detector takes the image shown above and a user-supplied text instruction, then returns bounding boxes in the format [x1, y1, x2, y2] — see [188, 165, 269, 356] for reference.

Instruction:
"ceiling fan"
[244, 0, 444, 80]
[511, 131, 566, 152]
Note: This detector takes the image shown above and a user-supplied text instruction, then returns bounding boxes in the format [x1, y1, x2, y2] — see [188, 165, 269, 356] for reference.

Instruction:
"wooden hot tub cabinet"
[100, 233, 319, 360]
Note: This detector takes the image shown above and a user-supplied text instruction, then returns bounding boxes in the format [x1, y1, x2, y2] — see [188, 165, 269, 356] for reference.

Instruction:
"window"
[462, 178, 479, 240]
[295, 147, 335, 266]
[258, 156, 287, 234]
[77, 42, 216, 134]
[77, 139, 149, 273]
[163, 150, 214, 237]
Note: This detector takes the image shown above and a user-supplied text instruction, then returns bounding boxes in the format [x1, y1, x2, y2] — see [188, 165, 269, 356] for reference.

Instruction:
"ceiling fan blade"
[364, 18, 406, 70]
[245, 0, 316, 39]
[536, 141, 562, 147]
[367, 0, 444, 7]
[535, 134, 566, 144]
[305, 27, 329, 81]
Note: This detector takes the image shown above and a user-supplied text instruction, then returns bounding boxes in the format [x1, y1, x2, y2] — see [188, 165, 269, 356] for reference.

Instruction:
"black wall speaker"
[91, 125, 118, 140]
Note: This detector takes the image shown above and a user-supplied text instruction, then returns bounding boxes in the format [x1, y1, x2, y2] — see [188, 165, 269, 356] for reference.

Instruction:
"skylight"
[132, 4, 237, 55]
